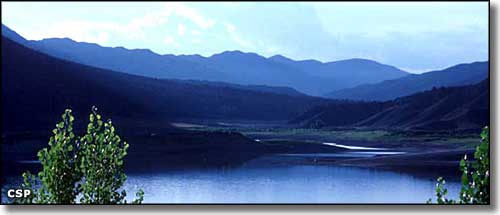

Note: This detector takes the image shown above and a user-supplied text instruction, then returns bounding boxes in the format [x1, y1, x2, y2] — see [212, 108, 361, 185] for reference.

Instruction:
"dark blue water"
[2, 155, 461, 204]
[121, 165, 460, 204]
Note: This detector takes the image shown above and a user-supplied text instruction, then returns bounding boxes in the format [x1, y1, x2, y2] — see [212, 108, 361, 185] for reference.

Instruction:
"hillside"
[293, 80, 489, 131]
[1, 36, 328, 133]
[326, 62, 489, 101]
[356, 80, 489, 130]
[2, 24, 409, 96]
[1, 24, 28, 46]
[174, 79, 307, 97]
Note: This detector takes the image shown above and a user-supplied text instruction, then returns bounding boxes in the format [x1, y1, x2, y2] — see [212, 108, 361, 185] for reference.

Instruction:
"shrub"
[427, 126, 489, 204]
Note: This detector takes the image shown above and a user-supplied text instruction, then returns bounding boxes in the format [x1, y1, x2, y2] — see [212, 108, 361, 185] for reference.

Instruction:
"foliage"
[78, 107, 135, 204]
[427, 126, 489, 204]
[14, 107, 144, 204]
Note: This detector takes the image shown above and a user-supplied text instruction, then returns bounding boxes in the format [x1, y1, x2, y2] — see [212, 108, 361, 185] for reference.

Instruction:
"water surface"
[121, 165, 460, 204]
[2, 152, 461, 204]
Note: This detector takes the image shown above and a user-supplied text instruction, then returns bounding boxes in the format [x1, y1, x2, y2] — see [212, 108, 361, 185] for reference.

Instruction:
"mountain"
[326, 61, 489, 101]
[182, 50, 332, 95]
[2, 36, 330, 133]
[293, 80, 489, 131]
[173, 79, 307, 97]
[2, 24, 409, 96]
[31, 37, 227, 81]
[1, 24, 29, 46]
[269, 55, 409, 90]
[0, 26, 304, 98]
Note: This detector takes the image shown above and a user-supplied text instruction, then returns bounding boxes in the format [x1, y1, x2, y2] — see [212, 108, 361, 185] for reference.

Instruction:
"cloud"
[191, 30, 201, 36]
[95, 32, 110, 44]
[191, 38, 201, 44]
[177, 24, 186, 36]
[163, 35, 180, 47]
[224, 23, 236, 33]
[22, 2, 214, 43]
[164, 2, 215, 29]
[209, 3, 337, 60]
[163, 36, 174, 44]
[223, 23, 254, 49]
[24, 21, 116, 43]
[125, 11, 170, 38]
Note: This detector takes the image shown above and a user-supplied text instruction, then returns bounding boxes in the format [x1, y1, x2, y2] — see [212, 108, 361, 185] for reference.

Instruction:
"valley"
[0, 19, 489, 204]
[1, 33, 487, 178]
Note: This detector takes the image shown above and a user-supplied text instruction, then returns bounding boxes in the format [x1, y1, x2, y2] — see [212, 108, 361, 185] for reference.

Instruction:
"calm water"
[121, 165, 460, 204]
[2, 156, 461, 204]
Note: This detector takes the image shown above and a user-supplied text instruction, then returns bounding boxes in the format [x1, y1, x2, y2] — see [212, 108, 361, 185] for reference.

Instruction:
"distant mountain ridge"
[326, 61, 489, 101]
[269, 55, 408, 90]
[1, 24, 409, 96]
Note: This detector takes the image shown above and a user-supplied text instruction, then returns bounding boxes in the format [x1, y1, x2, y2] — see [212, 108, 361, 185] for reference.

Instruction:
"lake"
[1, 153, 462, 204]
[120, 164, 461, 204]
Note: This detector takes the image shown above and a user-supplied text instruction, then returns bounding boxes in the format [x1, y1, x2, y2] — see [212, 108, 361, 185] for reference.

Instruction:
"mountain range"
[2, 24, 409, 96]
[1, 24, 489, 132]
[326, 61, 488, 101]
[1, 36, 328, 133]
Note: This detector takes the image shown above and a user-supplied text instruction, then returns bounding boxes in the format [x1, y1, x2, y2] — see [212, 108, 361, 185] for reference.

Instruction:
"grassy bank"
[186, 125, 480, 150]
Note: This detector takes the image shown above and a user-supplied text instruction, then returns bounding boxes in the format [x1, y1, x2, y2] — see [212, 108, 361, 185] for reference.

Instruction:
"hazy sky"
[1, 2, 489, 73]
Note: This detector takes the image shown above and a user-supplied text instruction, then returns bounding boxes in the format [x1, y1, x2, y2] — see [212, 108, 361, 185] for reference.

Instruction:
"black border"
[0, 0, 492, 206]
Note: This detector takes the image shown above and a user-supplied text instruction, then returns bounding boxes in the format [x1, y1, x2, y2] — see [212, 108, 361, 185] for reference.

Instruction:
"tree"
[427, 126, 489, 204]
[14, 107, 144, 204]
[78, 107, 140, 204]
[15, 110, 80, 204]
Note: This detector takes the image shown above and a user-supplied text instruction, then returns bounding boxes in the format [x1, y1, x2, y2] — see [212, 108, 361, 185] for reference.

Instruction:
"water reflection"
[122, 165, 460, 203]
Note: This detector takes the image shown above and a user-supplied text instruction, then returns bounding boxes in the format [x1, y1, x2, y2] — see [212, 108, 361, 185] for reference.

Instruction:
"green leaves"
[20, 109, 81, 204]
[132, 189, 145, 204]
[428, 126, 489, 204]
[78, 106, 143, 204]
[15, 107, 144, 204]
[430, 177, 456, 204]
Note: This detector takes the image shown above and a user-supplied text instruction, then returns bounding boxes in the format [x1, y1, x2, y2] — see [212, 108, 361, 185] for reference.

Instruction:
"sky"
[1, 2, 489, 73]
